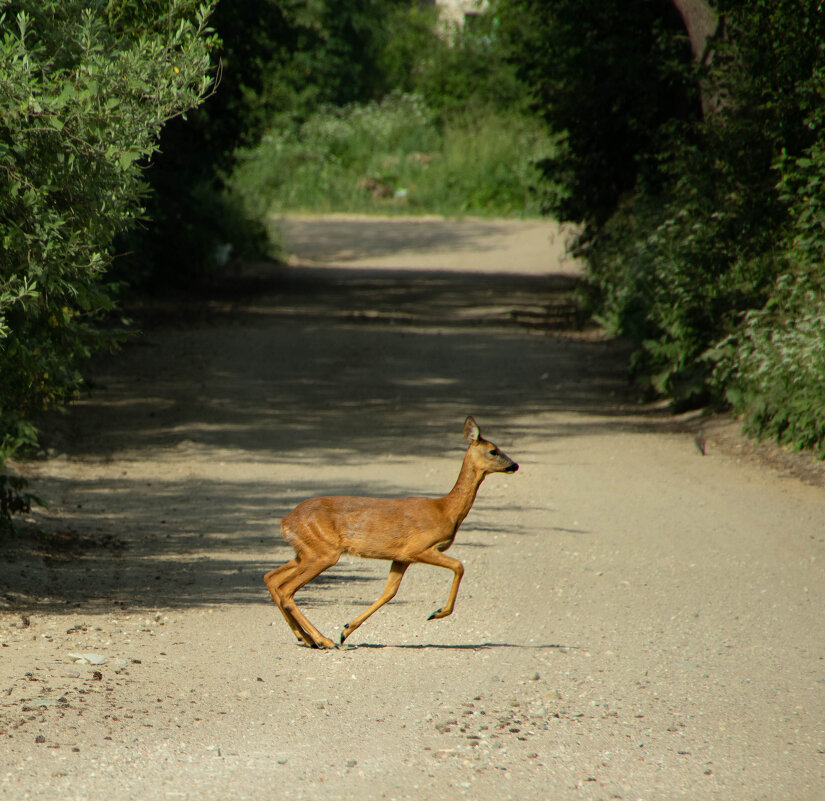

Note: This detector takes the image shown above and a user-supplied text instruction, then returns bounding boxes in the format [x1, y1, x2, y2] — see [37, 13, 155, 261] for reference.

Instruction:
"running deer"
[264, 416, 519, 648]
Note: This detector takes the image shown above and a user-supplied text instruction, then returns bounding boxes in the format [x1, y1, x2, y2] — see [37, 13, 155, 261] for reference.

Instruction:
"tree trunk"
[671, 0, 721, 117]
[672, 0, 718, 64]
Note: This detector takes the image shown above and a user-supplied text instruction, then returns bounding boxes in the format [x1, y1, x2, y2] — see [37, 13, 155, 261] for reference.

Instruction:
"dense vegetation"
[130, 0, 550, 282]
[227, 5, 550, 221]
[230, 92, 551, 218]
[0, 0, 216, 527]
[499, 0, 825, 455]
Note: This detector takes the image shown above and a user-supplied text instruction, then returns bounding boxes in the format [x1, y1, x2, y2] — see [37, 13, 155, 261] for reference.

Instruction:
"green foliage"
[715, 274, 825, 456]
[231, 93, 435, 216]
[0, 0, 215, 475]
[503, 0, 825, 452]
[710, 138, 825, 454]
[307, 0, 400, 108]
[434, 109, 552, 215]
[498, 0, 698, 223]
[411, 10, 530, 123]
[132, 0, 406, 281]
[231, 93, 553, 218]
[231, 2, 548, 219]
[375, 3, 439, 97]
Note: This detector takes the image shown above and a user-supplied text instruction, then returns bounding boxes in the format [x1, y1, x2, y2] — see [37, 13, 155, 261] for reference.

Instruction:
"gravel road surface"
[2, 215, 823, 800]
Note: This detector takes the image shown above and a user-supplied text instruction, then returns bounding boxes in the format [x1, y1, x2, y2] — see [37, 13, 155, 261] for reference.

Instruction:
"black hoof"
[427, 609, 442, 620]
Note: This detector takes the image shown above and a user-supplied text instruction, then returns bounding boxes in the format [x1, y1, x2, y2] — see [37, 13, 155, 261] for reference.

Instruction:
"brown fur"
[264, 416, 518, 649]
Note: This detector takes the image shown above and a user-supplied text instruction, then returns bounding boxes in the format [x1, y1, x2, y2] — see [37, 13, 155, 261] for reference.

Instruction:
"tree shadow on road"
[2, 259, 656, 615]
[42, 263, 639, 462]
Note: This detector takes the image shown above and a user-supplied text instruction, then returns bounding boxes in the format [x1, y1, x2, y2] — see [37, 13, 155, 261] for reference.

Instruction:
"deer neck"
[441, 450, 485, 528]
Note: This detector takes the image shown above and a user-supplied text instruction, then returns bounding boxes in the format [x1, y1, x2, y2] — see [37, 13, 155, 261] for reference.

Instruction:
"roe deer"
[264, 416, 518, 648]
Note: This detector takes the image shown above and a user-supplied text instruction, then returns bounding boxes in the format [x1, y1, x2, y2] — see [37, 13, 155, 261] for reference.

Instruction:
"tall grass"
[229, 93, 555, 218]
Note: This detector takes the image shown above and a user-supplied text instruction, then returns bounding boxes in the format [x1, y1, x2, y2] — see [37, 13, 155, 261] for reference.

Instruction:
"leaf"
[118, 150, 139, 170]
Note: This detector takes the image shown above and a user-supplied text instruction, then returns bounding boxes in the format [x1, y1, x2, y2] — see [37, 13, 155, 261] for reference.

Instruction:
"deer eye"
[489, 448, 499, 456]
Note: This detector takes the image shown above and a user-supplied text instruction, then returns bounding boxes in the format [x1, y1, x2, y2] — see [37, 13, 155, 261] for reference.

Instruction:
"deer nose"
[505, 462, 519, 473]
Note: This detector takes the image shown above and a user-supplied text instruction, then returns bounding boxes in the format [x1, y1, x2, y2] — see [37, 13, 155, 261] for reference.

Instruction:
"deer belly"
[339, 502, 445, 561]
[341, 525, 422, 560]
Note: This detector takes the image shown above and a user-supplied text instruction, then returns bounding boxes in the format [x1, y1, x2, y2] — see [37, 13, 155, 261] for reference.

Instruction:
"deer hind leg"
[277, 553, 340, 649]
[340, 560, 409, 646]
[264, 561, 315, 647]
[413, 549, 465, 621]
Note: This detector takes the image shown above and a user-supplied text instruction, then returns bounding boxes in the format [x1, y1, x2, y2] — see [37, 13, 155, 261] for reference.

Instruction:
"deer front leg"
[340, 560, 409, 646]
[414, 549, 465, 621]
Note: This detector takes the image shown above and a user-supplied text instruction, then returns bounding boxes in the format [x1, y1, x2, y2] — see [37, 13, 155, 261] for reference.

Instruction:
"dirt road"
[2, 216, 823, 800]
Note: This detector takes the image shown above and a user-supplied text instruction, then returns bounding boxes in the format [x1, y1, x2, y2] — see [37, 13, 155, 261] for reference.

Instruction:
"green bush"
[413, 11, 530, 124]
[717, 278, 825, 456]
[502, 0, 825, 453]
[230, 93, 552, 218]
[582, 126, 780, 404]
[0, 0, 215, 468]
[226, 2, 546, 220]
[130, 0, 407, 282]
[230, 93, 434, 215]
[420, 109, 553, 215]
[498, 0, 697, 224]
[711, 141, 825, 454]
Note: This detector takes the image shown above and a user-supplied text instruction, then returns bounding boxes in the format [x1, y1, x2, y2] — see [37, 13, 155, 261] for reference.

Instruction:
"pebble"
[68, 652, 106, 665]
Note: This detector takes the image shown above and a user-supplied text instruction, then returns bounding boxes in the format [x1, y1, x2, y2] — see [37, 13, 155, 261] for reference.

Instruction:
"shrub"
[0, 0, 215, 472]
[502, 0, 825, 455]
[130, 0, 406, 282]
[231, 93, 436, 215]
[498, 0, 697, 224]
[231, 92, 552, 218]
[718, 279, 825, 456]
[711, 141, 825, 454]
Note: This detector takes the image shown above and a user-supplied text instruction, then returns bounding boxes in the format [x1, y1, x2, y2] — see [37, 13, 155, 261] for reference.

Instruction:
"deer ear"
[463, 416, 480, 443]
